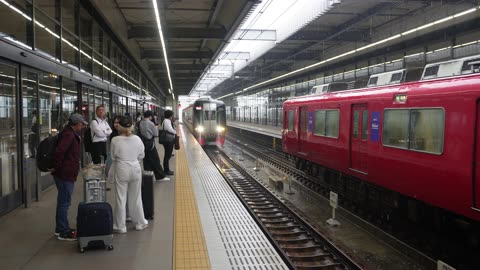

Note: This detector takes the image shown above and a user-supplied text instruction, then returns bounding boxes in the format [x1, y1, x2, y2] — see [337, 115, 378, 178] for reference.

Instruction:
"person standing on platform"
[110, 116, 148, 233]
[51, 113, 88, 241]
[109, 116, 120, 143]
[90, 105, 112, 164]
[160, 110, 176, 176]
[139, 110, 170, 182]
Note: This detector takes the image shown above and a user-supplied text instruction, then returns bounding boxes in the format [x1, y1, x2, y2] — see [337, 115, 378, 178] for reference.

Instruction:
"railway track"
[205, 147, 363, 270]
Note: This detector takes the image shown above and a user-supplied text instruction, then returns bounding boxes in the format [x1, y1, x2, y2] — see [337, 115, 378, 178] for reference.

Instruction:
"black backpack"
[83, 119, 98, 153]
[36, 134, 60, 172]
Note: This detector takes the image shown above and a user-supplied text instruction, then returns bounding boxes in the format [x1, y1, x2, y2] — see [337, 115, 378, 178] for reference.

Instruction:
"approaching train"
[283, 55, 480, 225]
[183, 97, 226, 146]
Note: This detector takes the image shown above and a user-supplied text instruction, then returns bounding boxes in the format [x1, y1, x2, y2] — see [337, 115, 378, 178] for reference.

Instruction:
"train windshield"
[204, 110, 216, 120]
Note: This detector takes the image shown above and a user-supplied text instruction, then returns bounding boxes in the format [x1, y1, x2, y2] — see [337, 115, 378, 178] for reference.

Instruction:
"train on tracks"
[182, 97, 227, 146]
[282, 55, 480, 228]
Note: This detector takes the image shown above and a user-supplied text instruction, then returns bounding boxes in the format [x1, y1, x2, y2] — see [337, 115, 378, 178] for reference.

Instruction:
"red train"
[282, 55, 480, 223]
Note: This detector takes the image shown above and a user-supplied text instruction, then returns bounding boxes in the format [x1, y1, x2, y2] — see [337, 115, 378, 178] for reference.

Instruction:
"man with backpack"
[50, 113, 87, 241]
[89, 105, 112, 164]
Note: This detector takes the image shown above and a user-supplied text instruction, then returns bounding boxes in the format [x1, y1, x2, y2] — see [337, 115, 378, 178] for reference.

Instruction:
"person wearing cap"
[90, 105, 112, 164]
[139, 110, 169, 181]
[50, 113, 88, 241]
[109, 116, 148, 233]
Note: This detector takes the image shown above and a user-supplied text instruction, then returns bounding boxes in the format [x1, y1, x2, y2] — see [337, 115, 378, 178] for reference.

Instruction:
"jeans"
[54, 176, 75, 233]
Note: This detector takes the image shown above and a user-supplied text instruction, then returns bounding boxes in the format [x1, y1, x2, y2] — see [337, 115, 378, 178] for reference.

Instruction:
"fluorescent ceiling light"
[152, 0, 173, 96]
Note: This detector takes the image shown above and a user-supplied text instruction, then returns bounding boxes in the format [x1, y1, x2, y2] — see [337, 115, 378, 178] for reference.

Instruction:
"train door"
[474, 101, 480, 209]
[350, 104, 369, 174]
[298, 106, 309, 154]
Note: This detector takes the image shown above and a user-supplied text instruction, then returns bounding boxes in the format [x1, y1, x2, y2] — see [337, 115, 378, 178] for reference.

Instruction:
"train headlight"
[216, 126, 225, 132]
[196, 126, 204, 133]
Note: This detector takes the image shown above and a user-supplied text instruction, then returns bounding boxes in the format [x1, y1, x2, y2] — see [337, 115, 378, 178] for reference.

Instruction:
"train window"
[362, 110, 368, 140]
[383, 108, 444, 154]
[409, 109, 444, 154]
[288, 110, 294, 131]
[326, 110, 339, 138]
[367, 77, 378, 86]
[204, 110, 216, 120]
[461, 58, 480, 73]
[353, 110, 359, 138]
[423, 65, 439, 78]
[383, 110, 409, 149]
[390, 72, 403, 83]
[314, 111, 325, 135]
[314, 110, 339, 138]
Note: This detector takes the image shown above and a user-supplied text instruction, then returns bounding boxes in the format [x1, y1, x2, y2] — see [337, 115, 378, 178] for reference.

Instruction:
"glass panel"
[39, 72, 60, 133]
[103, 61, 111, 83]
[103, 89, 110, 119]
[326, 110, 339, 138]
[362, 110, 368, 140]
[36, 0, 56, 19]
[92, 20, 102, 53]
[409, 109, 444, 154]
[21, 70, 38, 201]
[79, 5, 92, 45]
[61, 0, 75, 33]
[80, 43, 92, 74]
[0, 0, 30, 47]
[288, 110, 294, 131]
[93, 53, 102, 79]
[353, 110, 359, 138]
[383, 109, 409, 149]
[0, 63, 19, 201]
[61, 29, 79, 68]
[81, 85, 90, 122]
[61, 78, 77, 126]
[314, 110, 325, 135]
[204, 110, 216, 120]
[34, 8, 59, 60]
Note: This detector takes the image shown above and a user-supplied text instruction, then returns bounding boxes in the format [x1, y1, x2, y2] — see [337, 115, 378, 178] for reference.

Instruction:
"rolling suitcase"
[142, 171, 155, 220]
[77, 165, 114, 253]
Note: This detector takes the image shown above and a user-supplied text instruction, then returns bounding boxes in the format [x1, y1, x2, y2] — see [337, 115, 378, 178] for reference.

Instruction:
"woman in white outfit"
[110, 116, 148, 233]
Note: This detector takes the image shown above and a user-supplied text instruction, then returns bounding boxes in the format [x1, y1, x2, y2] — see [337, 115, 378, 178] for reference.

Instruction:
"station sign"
[329, 192, 338, 209]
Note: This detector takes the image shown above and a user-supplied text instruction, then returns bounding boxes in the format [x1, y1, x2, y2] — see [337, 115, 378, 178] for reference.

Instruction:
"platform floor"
[0, 125, 287, 270]
[227, 120, 282, 139]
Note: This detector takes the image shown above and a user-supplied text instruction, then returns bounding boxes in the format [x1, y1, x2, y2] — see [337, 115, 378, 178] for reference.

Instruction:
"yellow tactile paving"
[174, 138, 211, 270]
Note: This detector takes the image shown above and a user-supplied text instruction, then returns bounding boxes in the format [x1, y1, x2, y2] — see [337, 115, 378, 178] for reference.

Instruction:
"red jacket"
[52, 126, 81, 182]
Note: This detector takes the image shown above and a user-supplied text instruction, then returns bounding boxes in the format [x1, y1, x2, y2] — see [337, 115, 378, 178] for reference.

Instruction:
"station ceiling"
[96, 0, 479, 99]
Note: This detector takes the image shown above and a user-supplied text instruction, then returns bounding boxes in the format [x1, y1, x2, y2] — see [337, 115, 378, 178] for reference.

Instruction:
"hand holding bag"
[158, 120, 175, 144]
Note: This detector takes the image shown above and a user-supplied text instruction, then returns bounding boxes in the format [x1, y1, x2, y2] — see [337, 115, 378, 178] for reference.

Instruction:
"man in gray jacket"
[138, 111, 169, 181]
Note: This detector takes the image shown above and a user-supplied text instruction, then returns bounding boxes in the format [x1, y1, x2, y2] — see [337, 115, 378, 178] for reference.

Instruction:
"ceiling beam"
[287, 30, 368, 42]
[128, 26, 227, 40]
[150, 63, 207, 71]
[142, 50, 213, 59]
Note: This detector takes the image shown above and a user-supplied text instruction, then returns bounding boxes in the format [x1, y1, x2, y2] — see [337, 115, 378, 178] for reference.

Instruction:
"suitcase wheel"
[107, 245, 114, 251]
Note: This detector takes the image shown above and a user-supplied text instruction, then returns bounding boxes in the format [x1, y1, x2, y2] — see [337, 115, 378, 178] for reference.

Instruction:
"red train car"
[283, 62, 480, 222]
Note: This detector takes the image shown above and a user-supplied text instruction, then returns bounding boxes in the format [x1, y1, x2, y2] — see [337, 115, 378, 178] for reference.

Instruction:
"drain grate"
[185, 141, 288, 270]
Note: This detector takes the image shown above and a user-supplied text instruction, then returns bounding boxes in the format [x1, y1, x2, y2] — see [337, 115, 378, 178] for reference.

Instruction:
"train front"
[193, 100, 226, 146]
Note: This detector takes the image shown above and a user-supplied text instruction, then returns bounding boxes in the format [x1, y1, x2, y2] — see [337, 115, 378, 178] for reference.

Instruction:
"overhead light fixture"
[152, 0, 174, 96]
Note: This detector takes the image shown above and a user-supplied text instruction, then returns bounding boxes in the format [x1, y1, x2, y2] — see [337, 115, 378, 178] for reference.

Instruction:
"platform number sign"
[329, 192, 338, 209]
[437, 261, 456, 270]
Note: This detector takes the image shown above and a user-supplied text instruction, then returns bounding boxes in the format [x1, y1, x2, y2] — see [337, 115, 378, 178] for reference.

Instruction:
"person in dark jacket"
[50, 113, 87, 241]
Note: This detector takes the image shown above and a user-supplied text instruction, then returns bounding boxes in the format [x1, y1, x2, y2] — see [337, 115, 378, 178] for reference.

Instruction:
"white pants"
[112, 161, 148, 231]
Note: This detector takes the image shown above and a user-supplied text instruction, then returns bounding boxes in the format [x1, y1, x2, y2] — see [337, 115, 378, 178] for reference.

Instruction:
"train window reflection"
[314, 110, 339, 138]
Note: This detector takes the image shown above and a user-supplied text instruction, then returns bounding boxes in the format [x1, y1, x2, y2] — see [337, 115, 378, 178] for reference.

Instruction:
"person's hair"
[117, 125, 133, 136]
[112, 116, 120, 125]
[96, 105, 105, 111]
[164, 110, 174, 119]
[144, 110, 153, 118]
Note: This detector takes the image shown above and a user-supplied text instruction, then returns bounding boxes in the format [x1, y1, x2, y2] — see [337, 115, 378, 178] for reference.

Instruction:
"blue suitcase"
[77, 202, 114, 252]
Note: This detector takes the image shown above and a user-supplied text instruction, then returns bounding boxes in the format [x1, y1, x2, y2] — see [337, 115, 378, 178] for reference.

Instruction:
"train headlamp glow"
[216, 126, 225, 132]
[196, 126, 204, 133]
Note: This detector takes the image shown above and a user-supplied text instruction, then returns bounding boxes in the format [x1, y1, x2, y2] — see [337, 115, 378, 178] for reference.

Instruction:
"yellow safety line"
[174, 138, 211, 270]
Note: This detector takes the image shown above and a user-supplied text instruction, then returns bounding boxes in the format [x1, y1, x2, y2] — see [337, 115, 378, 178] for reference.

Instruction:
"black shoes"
[165, 171, 174, 176]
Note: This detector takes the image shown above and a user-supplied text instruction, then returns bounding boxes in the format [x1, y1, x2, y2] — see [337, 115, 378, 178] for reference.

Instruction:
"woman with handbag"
[159, 110, 176, 176]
